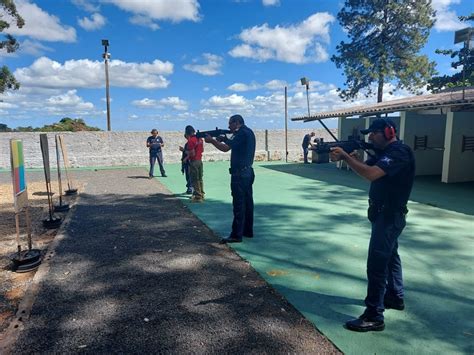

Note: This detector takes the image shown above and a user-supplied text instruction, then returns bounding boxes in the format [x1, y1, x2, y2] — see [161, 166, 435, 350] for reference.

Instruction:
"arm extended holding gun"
[312, 139, 375, 156]
[196, 127, 232, 142]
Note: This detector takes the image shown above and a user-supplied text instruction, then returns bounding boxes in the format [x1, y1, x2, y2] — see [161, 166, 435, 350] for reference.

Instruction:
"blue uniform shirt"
[225, 125, 256, 172]
[147, 135, 163, 152]
[367, 140, 415, 208]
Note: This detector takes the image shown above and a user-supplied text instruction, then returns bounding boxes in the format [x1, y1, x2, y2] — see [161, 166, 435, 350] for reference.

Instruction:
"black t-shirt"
[226, 125, 256, 171]
[302, 134, 311, 147]
[147, 135, 163, 152]
[367, 140, 415, 208]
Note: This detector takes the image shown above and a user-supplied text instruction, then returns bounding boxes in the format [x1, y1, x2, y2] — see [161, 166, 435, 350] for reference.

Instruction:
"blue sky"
[0, 0, 472, 131]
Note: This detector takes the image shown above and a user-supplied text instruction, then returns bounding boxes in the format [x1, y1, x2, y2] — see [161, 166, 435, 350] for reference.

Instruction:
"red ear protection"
[384, 121, 395, 140]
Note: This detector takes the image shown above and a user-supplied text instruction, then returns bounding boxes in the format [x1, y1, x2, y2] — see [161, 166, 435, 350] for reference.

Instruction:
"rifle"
[196, 128, 232, 139]
[312, 138, 376, 158]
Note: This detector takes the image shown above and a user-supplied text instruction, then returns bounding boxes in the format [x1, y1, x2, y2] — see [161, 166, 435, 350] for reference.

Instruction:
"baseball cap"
[360, 118, 397, 135]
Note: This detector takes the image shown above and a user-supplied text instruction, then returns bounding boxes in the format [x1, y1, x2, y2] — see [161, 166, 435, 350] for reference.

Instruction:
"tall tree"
[331, 0, 436, 102]
[0, 0, 24, 93]
[428, 13, 473, 93]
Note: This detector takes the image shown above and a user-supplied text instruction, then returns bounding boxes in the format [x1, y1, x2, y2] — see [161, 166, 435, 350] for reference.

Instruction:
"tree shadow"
[261, 163, 474, 215]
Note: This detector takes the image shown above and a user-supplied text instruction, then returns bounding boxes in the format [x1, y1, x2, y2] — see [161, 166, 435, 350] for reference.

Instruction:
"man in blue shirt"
[330, 118, 415, 332]
[204, 114, 256, 244]
[146, 129, 167, 178]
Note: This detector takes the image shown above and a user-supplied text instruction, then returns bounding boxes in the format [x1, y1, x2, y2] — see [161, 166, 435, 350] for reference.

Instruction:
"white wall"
[0, 128, 337, 169]
[442, 111, 474, 183]
[401, 111, 446, 176]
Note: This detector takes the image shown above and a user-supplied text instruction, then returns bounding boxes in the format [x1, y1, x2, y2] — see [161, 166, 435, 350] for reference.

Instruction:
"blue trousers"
[230, 169, 255, 239]
[303, 147, 309, 163]
[149, 150, 165, 177]
[364, 212, 406, 321]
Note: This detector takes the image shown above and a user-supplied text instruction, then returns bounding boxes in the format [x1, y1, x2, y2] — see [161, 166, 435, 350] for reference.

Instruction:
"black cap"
[360, 118, 396, 135]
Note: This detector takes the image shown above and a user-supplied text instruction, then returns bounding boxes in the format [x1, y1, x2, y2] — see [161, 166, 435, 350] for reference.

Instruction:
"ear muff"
[383, 121, 395, 140]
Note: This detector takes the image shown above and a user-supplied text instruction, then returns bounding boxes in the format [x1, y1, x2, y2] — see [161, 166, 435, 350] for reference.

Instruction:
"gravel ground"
[3, 168, 340, 354]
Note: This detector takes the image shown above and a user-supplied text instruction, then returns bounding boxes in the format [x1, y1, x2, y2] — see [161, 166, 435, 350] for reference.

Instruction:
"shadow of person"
[127, 176, 152, 179]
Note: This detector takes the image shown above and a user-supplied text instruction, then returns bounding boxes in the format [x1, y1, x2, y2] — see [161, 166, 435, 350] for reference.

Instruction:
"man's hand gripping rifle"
[196, 127, 232, 142]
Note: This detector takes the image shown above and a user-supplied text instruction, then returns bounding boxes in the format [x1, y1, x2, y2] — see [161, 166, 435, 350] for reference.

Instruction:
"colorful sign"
[10, 139, 26, 195]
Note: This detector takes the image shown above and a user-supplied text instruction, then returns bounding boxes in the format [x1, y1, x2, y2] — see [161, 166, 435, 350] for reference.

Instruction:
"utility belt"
[229, 165, 252, 175]
[368, 199, 408, 222]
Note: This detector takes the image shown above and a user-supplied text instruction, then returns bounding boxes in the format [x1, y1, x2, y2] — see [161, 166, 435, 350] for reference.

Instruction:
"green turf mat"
[159, 161, 474, 354]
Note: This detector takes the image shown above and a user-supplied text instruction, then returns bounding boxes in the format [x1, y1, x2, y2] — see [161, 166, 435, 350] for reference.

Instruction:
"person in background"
[179, 134, 193, 194]
[146, 129, 167, 178]
[302, 131, 315, 164]
[185, 125, 204, 202]
[329, 118, 415, 332]
[204, 114, 256, 244]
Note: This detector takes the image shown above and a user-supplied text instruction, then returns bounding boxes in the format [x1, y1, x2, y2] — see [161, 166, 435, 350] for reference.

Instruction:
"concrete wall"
[442, 111, 474, 183]
[401, 111, 446, 176]
[338, 117, 366, 141]
[0, 128, 337, 169]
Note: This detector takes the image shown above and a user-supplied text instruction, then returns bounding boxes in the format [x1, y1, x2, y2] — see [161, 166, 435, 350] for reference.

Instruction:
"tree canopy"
[0, 118, 102, 132]
[331, 0, 436, 102]
[428, 13, 473, 93]
[0, 0, 24, 94]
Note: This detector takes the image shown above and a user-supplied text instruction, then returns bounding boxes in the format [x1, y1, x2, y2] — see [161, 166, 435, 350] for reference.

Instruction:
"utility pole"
[102, 39, 111, 131]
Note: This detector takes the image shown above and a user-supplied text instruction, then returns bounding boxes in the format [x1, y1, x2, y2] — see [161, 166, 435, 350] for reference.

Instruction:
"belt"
[368, 199, 408, 214]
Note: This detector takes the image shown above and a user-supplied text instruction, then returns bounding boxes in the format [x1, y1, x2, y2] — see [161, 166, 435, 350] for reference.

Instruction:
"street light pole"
[300, 76, 338, 141]
[102, 39, 111, 131]
[300, 77, 311, 118]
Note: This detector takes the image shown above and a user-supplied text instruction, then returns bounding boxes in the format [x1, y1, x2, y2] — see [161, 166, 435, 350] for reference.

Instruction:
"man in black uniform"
[204, 114, 256, 244]
[329, 118, 415, 332]
[302, 131, 315, 163]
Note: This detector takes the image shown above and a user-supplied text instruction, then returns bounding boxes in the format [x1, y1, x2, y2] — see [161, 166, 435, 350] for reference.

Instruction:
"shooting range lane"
[161, 161, 474, 354]
[3, 167, 338, 354]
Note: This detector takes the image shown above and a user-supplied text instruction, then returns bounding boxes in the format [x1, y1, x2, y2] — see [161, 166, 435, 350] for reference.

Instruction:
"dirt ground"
[0, 181, 79, 335]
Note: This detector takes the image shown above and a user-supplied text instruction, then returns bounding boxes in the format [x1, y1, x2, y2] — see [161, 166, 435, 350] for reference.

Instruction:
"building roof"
[291, 87, 474, 122]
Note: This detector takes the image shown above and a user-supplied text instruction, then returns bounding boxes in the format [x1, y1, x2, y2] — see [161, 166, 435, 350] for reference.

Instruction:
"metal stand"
[43, 180, 62, 228]
[11, 206, 42, 272]
[54, 135, 69, 212]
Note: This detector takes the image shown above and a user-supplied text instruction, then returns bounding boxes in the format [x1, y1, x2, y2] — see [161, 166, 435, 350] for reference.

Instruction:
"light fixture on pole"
[300, 77, 311, 118]
[300, 76, 337, 141]
[454, 27, 473, 100]
[102, 39, 111, 131]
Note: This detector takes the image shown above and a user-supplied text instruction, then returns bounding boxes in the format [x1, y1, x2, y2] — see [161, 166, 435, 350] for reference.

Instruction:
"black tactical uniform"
[224, 124, 256, 240]
[364, 140, 415, 321]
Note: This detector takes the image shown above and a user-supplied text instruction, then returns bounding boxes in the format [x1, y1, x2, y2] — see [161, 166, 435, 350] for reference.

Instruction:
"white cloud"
[183, 53, 224, 76]
[132, 97, 188, 110]
[46, 90, 94, 109]
[14, 56, 174, 89]
[228, 82, 260, 92]
[102, 0, 200, 23]
[229, 12, 335, 63]
[18, 40, 54, 56]
[431, 0, 464, 31]
[5, 0, 76, 42]
[132, 98, 158, 107]
[228, 79, 288, 92]
[0, 89, 96, 118]
[78, 13, 106, 31]
[159, 97, 188, 110]
[262, 0, 280, 6]
[71, 0, 100, 12]
[129, 15, 160, 30]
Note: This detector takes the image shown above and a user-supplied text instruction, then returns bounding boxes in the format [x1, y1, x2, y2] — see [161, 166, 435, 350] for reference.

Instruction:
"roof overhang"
[291, 88, 474, 122]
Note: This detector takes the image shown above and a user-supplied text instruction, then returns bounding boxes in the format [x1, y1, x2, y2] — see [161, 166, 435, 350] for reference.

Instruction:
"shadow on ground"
[262, 163, 474, 215]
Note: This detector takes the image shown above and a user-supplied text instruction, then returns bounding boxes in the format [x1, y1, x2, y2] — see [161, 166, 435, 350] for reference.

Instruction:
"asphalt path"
[5, 168, 339, 354]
